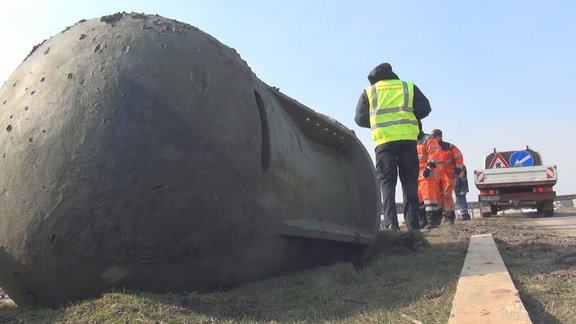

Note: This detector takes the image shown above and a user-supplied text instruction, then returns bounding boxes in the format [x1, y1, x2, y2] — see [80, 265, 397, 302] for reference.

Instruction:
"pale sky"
[1, 0, 574, 200]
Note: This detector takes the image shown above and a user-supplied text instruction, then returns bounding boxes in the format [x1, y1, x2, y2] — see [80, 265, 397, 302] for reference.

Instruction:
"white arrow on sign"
[514, 155, 531, 166]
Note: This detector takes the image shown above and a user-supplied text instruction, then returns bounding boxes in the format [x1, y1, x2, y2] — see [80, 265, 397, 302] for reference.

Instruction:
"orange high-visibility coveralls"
[437, 141, 464, 219]
[417, 135, 442, 219]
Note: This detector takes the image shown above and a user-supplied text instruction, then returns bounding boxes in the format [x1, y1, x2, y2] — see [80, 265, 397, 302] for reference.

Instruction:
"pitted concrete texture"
[0, 12, 380, 307]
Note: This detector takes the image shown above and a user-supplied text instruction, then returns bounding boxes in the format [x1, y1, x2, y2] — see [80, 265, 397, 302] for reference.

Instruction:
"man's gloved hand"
[454, 167, 462, 177]
[427, 160, 437, 169]
[423, 167, 431, 179]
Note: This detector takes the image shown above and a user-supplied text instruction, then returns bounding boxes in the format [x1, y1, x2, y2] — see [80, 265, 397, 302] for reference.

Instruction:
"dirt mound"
[372, 231, 430, 256]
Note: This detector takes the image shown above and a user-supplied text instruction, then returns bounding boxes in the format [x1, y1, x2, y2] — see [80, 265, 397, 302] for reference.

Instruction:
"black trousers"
[375, 140, 420, 230]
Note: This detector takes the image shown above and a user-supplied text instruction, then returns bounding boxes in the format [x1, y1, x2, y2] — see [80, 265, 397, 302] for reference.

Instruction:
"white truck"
[474, 147, 557, 217]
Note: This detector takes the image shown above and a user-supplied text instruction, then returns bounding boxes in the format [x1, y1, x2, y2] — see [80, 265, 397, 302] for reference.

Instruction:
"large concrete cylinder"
[0, 12, 380, 307]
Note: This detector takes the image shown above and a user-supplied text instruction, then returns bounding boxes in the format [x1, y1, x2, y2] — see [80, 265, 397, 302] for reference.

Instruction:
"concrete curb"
[448, 234, 531, 323]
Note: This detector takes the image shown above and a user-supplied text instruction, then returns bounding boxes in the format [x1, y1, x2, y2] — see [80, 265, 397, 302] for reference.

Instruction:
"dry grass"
[1, 215, 574, 323]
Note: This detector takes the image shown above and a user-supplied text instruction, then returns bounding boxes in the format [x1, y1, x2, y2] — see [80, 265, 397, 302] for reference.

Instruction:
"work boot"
[386, 224, 399, 232]
[426, 211, 438, 228]
[419, 209, 428, 228]
[434, 210, 442, 225]
[445, 211, 456, 225]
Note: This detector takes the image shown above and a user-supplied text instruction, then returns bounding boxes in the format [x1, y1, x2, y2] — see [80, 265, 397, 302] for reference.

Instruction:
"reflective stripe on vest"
[365, 80, 419, 145]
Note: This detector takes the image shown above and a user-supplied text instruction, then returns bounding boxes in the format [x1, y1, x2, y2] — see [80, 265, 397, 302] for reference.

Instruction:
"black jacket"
[354, 63, 431, 129]
[455, 165, 469, 195]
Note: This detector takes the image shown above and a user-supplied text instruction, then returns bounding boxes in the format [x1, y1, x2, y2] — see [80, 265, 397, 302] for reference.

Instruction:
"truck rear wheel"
[543, 200, 554, 217]
[490, 203, 498, 215]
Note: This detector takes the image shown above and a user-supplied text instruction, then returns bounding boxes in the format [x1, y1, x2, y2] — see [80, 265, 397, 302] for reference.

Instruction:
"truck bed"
[475, 165, 557, 189]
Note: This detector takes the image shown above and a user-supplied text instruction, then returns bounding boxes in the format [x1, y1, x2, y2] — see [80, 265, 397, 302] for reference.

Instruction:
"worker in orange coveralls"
[417, 130, 442, 230]
[431, 129, 464, 225]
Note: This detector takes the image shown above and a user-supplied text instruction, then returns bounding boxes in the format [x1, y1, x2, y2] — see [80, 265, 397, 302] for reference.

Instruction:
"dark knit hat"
[431, 129, 443, 137]
[367, 63, 399, 84]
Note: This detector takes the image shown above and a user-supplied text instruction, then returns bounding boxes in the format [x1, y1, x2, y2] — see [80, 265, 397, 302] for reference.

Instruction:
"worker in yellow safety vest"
[355, 63, 431, 231]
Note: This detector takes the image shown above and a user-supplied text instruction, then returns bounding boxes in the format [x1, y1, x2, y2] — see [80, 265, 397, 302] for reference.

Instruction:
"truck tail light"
[481, 189, 499, 195]
[533, 186, 553, 193]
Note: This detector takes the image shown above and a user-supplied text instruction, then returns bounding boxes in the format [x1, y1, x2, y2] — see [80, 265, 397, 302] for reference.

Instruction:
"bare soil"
[427, 213, 576, 323]
[0, 211, 574, 323]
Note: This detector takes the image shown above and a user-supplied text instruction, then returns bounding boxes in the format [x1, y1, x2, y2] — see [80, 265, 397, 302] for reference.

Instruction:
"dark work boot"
[426, 211, 438, 228]
[436, 209, 443, 225]
[419, 209, 427, 228]
[386, 224, 399, 232]
[446, 211, 456, 225]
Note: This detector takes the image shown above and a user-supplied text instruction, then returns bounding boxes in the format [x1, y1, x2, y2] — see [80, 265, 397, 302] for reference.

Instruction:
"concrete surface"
[449, 234, 531, 324]
[528, 209, 576, 237]
[0, 296, 14, 305]
[501, 208, 576, 237]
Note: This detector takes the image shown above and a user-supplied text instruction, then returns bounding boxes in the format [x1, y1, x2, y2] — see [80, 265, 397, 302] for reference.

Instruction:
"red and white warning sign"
[488, 152, 510, 169]
[475, 170, 485, 183]
[547, 166, 555, 178]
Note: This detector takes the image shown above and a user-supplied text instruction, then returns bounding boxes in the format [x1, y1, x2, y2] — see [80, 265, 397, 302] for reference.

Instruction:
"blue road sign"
[509, 150, 534, 167]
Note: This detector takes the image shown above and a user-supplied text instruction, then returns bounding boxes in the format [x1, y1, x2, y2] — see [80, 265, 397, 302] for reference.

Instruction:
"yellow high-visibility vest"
[364, 80, 419, 145]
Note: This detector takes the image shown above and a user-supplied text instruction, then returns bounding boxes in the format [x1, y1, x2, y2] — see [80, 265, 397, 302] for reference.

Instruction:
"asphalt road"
[498, 208, 576, 237]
